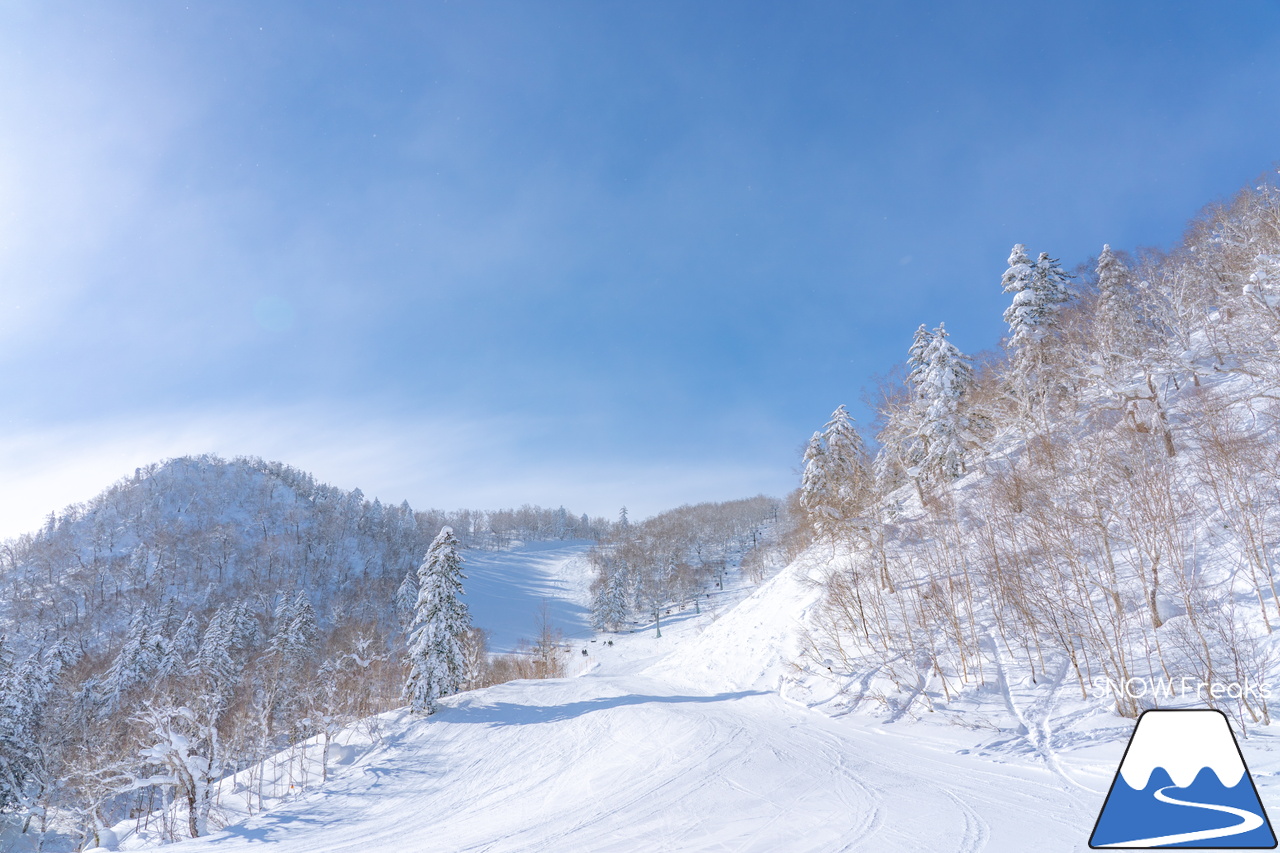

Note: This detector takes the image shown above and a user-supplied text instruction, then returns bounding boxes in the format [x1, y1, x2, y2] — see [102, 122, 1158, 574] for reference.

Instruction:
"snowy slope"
[94, 546, 1280, 853]
[461, 540, 594, 652]
[140, 674, 1100, 853]
[645, 549, 825, 694]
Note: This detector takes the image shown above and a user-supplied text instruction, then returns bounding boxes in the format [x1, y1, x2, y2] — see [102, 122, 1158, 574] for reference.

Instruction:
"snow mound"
[645, 552, 824, 694]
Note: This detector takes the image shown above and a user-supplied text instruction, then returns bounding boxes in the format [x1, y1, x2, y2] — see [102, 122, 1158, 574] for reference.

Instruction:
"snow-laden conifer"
[395, 569, 419, 629]
[268, 592, 319, 664]
[799, 431, 829, 523]
[1002, 246, 1071, 347]
[189, 603, 254, 711]
[0, 641, 72, 818]
[405, 527, 472, 715]
[1094, 244, 1140, 363]
[102, 609, 166, 712]
[906, 324, 935, 385]
[800, 407, 872, 535]
[0, 637, 23, 814]
[159, 611, 201, 679]
[1002, 245, 1072, 416]
[590, 553, 631, 632]
[912, 323, 974, 480]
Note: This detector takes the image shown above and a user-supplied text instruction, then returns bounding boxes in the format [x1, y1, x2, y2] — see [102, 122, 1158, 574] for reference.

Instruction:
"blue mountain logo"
[1090, 709, 1276, 848]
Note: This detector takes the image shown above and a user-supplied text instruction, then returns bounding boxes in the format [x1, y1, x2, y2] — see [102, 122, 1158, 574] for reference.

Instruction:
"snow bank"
[645, 551, 824, 694]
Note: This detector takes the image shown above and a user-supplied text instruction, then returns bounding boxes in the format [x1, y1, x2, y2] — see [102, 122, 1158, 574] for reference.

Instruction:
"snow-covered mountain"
[0, 456, 610, 850]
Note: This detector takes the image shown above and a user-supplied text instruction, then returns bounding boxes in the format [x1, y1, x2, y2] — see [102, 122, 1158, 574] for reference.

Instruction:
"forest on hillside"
[798, 172, 1280, 730]
[0, 456, 613, 848]
[0, 454, 784, 849]
[587, 496, 788, 634]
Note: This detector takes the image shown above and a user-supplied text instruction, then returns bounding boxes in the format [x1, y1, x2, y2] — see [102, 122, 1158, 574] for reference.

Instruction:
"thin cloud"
[0, 405, 791, 542]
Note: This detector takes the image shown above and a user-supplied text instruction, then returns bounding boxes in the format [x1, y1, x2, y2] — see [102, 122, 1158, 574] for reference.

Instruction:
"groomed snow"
[102, 545, 1280, 852]
[145, 674, 1101, 853]
[459, 540, 595, 652]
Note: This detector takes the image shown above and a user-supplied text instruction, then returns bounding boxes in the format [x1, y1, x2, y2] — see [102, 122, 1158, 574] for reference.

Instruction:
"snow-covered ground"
[99, 545, 1280, 852]
[460, 540, 595, 652]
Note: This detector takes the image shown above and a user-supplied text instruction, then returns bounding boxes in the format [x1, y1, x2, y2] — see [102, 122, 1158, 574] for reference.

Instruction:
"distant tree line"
[589, 496, 786, 634]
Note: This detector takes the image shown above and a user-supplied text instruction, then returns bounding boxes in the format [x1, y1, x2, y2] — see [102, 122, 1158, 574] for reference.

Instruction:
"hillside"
[65, 544, 1280, 853]
[792, 177, 1280, 741]
[0, 457, 609, 848]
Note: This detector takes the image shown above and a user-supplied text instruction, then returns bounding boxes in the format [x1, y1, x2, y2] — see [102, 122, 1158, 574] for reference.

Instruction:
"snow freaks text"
[1091, 677, 1271, 702]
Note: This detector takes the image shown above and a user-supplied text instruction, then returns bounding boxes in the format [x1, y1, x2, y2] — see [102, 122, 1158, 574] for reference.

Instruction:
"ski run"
[80, 543, 1280, 852]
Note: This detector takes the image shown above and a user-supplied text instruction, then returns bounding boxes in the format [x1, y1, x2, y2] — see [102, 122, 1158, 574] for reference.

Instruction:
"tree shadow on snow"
[206, 812, 328, 845]
[447, 690, 770, 726]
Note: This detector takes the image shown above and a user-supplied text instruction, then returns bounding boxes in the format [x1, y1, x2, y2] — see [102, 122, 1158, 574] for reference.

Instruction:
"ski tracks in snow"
[155, 671, 1101, 852]
[985, 631, 1097, 799]
[943, 790, 990, 853]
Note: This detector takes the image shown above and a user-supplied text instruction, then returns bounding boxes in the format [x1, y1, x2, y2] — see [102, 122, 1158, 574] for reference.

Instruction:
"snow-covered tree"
[0, 638, 27, 815]
[912, 323, 975, 480]
[1247, 252, 1280, 310]
[906, 324, 934, 383]
[799, 431, 829, 518]
[404, 527, 472, 715]
[590, 552, 632, 632]
[395, 569, 418, 628]
[189, 601, 257, 714]
[0, 640, 73, 819]
[267, 592, 318, 665]
[800, 406, 872, 535]
[1094, 244, 1140, 364]
[101, 609, 166, 713]
[158, 612, 200, 679]
[132, 702, 221, 838]
[1002, 245, 1072, 415]
[1002, 246, 1071, 347]
[260, 592, 320, 735]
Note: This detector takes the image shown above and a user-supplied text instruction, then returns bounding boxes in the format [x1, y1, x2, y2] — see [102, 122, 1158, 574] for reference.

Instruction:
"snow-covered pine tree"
[405, 527, 472, 715]
[101, 608, 166, 713]
[189, 603, 254, 713]
[395, 569, 418, 629]
[799, 431, 830, 529]
[158, 612, 201, 679]
[261, 592, 320, 736]
[1094, 244, 1140, 364]
[800, 406, 872, 535]
[268, 592, 319, 664]
[589, 549, 632, 632]
[906, 324, 935, 384]
[589, 557, 631, 632]
[0, 637, 23, 815]
[1002, 245, 1072, 415]
[913, 323, 975, 480]
[823, 406, 872, 511]
[1003, 246, 1072, 346]
[0, 640, 71, 819]
[1000, 243, 1036, 344]
[864, 326, 943, 503]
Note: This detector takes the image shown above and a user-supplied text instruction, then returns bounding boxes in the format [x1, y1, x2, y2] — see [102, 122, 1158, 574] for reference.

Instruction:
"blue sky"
[2, 2, 1279, 537]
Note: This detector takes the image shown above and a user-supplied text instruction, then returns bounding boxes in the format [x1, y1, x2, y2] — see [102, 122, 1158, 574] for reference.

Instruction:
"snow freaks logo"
[1089, 709, 1277, 849]
[1091, 676, 1271, 703]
